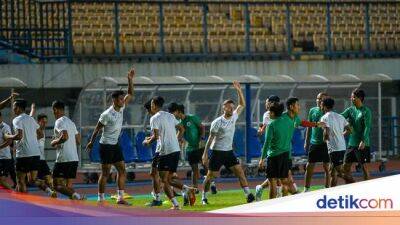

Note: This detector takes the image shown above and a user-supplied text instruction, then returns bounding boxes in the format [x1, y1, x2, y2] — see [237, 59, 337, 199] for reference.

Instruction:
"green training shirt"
[307, 107, 325, 145]
[261, 112, 301, 159]
[341, 105, 372, 147]
[180, 114, 202, 151]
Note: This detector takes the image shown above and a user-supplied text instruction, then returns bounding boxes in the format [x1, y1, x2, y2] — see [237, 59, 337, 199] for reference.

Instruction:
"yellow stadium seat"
[209, 39, 220, 53]
[104, 40, 114, 54]
[133, 40, 144, 54]
[94, 39, 104, 54]
[84, 40, 95, 55]
[74, 40, 84, 55]
[122, 39, 134, 54]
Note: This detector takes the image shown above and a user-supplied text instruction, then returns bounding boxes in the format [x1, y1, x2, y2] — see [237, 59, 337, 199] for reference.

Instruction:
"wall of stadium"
[1, 58, 399, 88]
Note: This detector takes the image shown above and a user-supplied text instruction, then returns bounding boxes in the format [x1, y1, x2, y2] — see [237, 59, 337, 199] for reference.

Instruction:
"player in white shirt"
[29, 103, 54, 193]
[0, 112, 14, 190]
[143, 96, 196, 210]
[202, 81, 255, 205]
[255, 95, 283, 201]
[320, 98, 352, 187]
[50, 101, 84, 200]
[5, 99, 55, 196]
[86, 68, 135, 205]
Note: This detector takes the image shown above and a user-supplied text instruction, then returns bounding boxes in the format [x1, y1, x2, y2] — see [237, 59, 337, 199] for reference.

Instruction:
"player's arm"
[124, 68, 135, 105]
[36, 128, 44, 140]
[144, 128, 158, 145]
[233, 81, 245, 115]
[5, 129, 23, 141]
[176, 124, 185, 141]
[341, 107, 350, 119]
[343, 125, 351, 136]
[304, 110, 312, 150]
[75, 133, 81, 146]
[202, 132, 215, 166]
[259, 124, 273, 169]
[86, 122, 104, 151]
[323, 127, 330, 142]
[360, 109, 372, 150]
[29, 103, 36, 117]
[0, 92, 19, 110]
[51, 130, 68, 147]
[0, 138, 13, 149]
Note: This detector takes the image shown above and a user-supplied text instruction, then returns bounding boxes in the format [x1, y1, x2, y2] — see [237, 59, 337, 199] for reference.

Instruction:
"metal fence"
[1, 0, 400, 62]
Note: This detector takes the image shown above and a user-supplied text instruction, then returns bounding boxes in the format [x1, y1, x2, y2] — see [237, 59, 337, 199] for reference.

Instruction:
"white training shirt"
[99, 105, 124, 145]
[150, 111, 180, 156]
[0, 122, 12, 159]
[210, 111, 239, 151]
[38, 137, 45, 160]
[262, 111, 272, 126]
[320, 111, 349, 153]
[54, 116, 79, 162]
[13, 113, 41, 158]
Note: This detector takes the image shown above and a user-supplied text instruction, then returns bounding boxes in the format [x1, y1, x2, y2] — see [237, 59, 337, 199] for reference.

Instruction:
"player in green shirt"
[169, 103, 218, 202]
[341, 89, 372, 183]
[303, 92, 330, 192]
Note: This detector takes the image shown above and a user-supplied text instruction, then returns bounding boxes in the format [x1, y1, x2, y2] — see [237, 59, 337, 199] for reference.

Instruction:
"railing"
[0, 0, 399, 62]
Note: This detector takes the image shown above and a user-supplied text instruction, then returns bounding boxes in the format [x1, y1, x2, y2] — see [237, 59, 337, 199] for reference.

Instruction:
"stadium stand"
[0, 1, 399, 61]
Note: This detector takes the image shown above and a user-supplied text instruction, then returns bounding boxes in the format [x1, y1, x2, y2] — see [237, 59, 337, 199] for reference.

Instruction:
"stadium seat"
[233, 129, 245, 157]
[135, 131, 154, 162]
[292, 128, 306, 157]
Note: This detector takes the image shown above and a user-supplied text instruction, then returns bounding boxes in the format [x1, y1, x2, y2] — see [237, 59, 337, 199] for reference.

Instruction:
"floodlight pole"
[245, 83, 251, 164]
[378, 82, 382, 160]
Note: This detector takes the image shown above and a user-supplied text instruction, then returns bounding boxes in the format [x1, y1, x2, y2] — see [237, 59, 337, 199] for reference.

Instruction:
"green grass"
[88, 185, 324, 212]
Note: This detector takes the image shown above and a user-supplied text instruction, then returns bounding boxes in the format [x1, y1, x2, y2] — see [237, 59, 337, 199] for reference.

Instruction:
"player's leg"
[7, 159, 17, 188]
[269, 178, 277, 199]
[356, 147, 371, 181]
[98, 163, 112, 202]
[190, 163, 199, 189]
[304, 162, 315, 192]
[0, 160, 12, 190]
[343, 148, 357, 183]
[230, 164, 255, 203]
[113, 161, 130, 205]
[159, 170, 178, 209]
[329, 163, 337, 187]
[202, 170, 218, 204]
[16, 171, 27, 192]
[323, 162, 330, 188]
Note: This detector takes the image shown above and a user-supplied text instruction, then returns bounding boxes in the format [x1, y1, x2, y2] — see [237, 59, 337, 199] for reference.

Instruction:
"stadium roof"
[94, 73, 398, 87]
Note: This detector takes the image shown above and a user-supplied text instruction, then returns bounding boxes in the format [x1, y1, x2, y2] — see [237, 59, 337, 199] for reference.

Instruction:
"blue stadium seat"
[119, 130, 137, 163]
[135, 131, 154, 162]
[233, 128, 245, 157]
[292, 128, 306, 157]
[89, 130, 137, 163]
[89, 136, 101, 163]
[248, 128, 262, 158]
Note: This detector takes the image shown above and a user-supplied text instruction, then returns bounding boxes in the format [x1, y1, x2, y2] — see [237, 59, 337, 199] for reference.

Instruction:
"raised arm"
[233, 81, 245, 115]
[29, 103, 36, 117]
[0, 92, 19, 110]
[124, 68, 135, 105]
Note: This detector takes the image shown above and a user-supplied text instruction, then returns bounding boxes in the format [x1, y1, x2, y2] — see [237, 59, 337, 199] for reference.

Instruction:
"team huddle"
[0, 68, 372, 210]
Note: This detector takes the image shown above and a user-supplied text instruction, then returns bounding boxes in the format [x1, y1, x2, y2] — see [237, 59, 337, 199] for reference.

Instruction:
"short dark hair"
[286, 97, 299, 109]
[152, 96, 164, 108]
[14, 99, 27, 110]
[144, 100, 151, 111]
[111, 90, 125, 99]
[267, 95, 280, 103]
[322, 98, 335, 110]
[178, 104, 185, 114]
[167, 102, 180, 113]
[352, 89, 365, 102]
[52, 100, 65, 110]
[223, 99, 235, 105]
[37, 113, 48, 121]
[269, 102, 284, 117]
